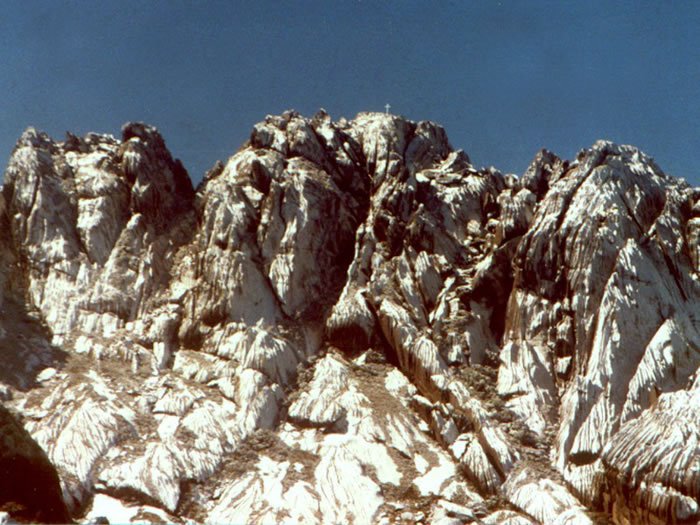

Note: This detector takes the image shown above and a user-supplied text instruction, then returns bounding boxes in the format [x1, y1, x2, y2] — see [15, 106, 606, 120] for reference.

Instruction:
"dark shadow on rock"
[0, 403, 71, 523]
[0, 296, 69, 392]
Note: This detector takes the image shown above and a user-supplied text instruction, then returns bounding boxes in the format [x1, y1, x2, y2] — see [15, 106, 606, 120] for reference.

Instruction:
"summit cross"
[385, 103, 391, 114]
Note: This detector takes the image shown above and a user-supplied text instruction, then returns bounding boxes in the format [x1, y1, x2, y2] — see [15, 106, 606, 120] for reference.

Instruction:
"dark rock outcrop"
[0, 404, 70, 523]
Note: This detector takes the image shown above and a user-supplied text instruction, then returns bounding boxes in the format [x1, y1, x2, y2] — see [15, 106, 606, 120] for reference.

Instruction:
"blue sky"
[2, 1, 699, 185]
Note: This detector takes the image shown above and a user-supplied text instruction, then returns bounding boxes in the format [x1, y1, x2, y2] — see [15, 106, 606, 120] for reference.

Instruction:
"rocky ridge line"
[0, 110, 698, 524]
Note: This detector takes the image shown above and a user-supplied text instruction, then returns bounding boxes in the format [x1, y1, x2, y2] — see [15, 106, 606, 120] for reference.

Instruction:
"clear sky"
[2, 1, 699, 185]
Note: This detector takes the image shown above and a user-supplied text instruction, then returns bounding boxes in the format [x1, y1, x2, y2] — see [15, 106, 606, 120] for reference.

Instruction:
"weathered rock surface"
[0, 111, 697, 524]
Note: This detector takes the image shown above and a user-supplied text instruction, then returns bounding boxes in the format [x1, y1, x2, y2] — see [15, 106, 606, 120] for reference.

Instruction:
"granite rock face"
[0, 111, 698, 524]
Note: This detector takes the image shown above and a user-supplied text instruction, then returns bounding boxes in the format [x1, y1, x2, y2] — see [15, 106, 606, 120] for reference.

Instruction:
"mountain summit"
[1, 111, 699, 524]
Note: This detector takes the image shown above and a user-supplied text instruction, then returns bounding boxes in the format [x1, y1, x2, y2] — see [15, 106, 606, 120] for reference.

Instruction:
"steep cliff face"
[499, 142, 700, 522]
[0, 111, 698, 524]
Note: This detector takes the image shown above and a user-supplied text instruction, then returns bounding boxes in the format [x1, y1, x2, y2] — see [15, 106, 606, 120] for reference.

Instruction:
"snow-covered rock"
[0, 112, 697, 524]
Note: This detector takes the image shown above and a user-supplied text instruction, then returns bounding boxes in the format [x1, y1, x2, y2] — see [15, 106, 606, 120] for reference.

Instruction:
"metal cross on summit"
[385, 103, 391, 114]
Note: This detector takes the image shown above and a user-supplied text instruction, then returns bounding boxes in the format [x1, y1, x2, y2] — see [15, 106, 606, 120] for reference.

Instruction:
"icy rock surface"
[0, 111, 698, 524]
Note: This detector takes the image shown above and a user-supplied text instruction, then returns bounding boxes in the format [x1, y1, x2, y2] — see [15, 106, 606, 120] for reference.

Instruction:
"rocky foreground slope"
[0, 111, 698, 524]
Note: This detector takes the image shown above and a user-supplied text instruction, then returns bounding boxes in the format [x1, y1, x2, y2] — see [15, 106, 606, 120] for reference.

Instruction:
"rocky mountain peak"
[0, 111, 698, 525]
